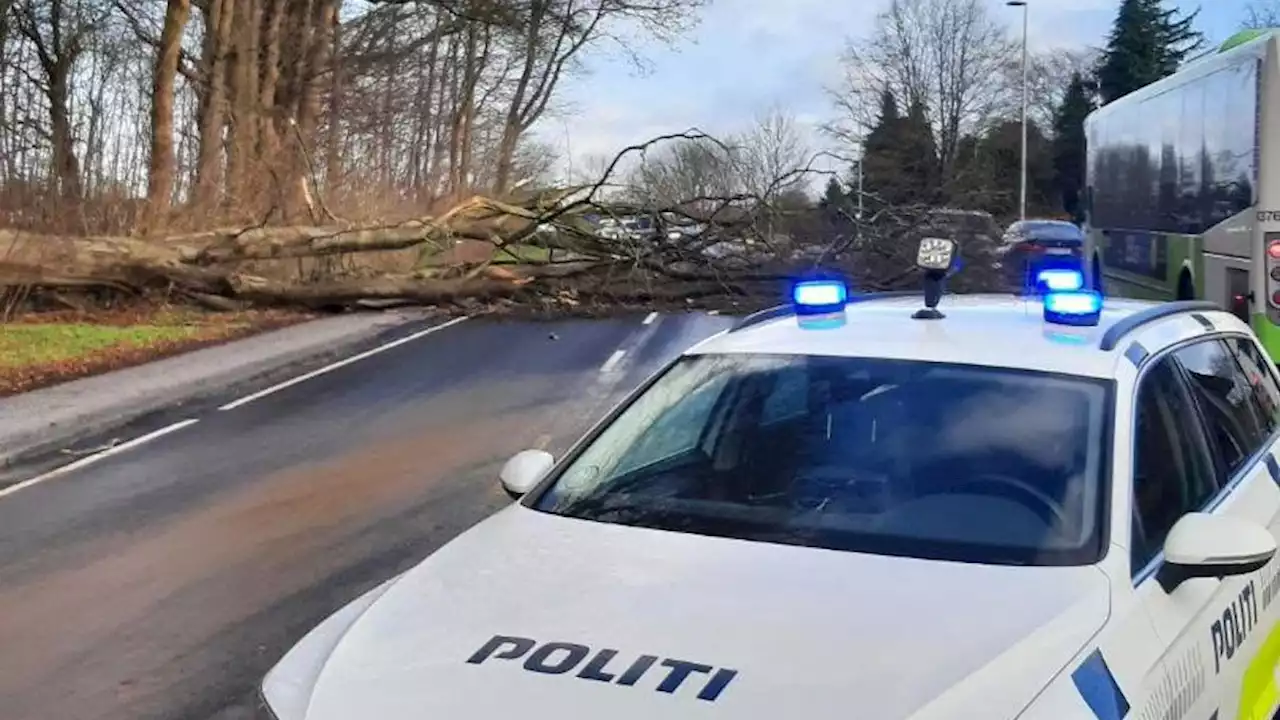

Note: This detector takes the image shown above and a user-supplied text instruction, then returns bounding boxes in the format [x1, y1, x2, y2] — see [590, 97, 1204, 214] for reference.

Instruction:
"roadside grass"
[0, 324, 202, 370]
[0, 307, 311, 397]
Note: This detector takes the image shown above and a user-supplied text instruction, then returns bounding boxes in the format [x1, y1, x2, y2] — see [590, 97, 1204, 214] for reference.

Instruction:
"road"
[0, 311, 734, 720]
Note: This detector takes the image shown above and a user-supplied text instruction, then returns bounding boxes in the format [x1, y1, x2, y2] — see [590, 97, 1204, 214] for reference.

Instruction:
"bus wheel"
[1177, 271, 1195, 300]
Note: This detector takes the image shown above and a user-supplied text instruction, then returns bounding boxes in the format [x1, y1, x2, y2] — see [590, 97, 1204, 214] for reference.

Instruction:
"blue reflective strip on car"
[1071, 650, 1130, 720]
[1266, 453, 1280, 486]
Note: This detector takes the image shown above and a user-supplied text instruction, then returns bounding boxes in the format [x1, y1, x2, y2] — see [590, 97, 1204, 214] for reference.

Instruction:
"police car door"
[1132, 334, 1280, 720]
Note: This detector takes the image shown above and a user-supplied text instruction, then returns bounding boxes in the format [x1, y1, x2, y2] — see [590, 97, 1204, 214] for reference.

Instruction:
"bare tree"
[569, 151, 616, 186]
[141, 0, 189, 234]
[625, 136, 736, 214]
[489, 0, 706, 194]
[0, 0, 708, 239]
[998, 48, 1097, 136]
[1244, 1, 1280, 28]
[825, 0, 1015, 175]
[13, 0, 111, 199]
[731, 107, 809, 201]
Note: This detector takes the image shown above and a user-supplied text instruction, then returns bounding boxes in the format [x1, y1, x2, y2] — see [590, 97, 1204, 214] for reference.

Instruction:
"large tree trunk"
[323, 10, 345, 196]
[491, 1, 543, 195]
[225, 0, 262, 213]
[257, 0, 287, 161]
[193, 0, 234, 214]
[424, 42, 446, 199]
[283, 0, 336, 221]
[48, 60, 81, 200]
[144, 0, 193, 236]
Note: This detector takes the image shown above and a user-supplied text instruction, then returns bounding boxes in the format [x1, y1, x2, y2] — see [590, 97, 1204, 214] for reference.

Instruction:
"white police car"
[260, 239, 1280, 720]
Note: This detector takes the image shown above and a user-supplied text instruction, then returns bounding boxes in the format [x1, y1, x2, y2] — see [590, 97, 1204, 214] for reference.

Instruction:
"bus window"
[1177, 80, 1204, 234]
[1156, 91, 1179, 232]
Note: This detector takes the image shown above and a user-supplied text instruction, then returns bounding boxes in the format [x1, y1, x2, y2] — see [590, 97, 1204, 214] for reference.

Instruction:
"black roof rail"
[730, 304, 791, 332]
[1098, 300, 1222, 351]
[728, 290, 927, 333]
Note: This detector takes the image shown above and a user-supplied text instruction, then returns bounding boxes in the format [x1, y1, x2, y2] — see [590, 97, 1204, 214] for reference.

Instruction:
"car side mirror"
[1158, 513, 1276, 591]
[499, 449, 555, 500]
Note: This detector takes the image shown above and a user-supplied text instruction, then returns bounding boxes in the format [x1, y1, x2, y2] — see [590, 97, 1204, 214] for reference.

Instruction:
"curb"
[0, 310, 437, 469]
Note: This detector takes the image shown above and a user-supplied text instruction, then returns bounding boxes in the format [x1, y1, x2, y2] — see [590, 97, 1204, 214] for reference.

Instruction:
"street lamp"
[855, 153, 864, 221]
[1008, 0, 1028, 222]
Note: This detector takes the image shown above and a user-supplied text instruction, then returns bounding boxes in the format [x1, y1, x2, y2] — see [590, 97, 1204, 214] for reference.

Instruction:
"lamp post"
[1007, 0, 1028, 222]
[856, 154, 864, 222]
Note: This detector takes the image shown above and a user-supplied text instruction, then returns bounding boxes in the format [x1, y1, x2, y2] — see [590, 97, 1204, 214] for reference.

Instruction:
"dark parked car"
[994, 219, 1086, 291]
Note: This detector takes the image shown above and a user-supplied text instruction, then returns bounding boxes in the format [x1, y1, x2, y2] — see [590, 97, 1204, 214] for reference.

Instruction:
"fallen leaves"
[0, 306, 313, 397]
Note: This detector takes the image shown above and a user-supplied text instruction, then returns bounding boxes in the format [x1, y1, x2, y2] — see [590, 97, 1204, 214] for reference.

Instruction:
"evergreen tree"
[865, 89, 901, 152]
[972, 120, 1054, 219]
[820, 177, 848, 210]
[899, 97, 939, 204]
[861, 89, 941, 207]
[1097, 0, 1203, 104]
[861, 88, 904, 209]
[1051, 72, 1096, 222]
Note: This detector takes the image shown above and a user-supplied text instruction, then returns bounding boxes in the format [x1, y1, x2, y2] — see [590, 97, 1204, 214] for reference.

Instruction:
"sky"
[534, 0, 1257, 181]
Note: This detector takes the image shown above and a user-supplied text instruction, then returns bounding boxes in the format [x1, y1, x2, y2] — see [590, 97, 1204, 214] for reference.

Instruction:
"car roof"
[1007, 220, 1082, 235]
[685, 294, 1198, 379]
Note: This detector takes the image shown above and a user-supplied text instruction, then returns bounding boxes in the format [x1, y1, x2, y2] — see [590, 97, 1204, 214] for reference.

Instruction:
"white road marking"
[219, 316, 469, 410]
[642, 312, 659, 325]
[0, 419, 201, 500]
[600, 349, 627, 373]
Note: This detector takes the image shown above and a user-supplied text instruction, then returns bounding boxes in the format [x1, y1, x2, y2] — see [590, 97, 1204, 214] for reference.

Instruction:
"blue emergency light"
[1036, 268, 1086, 292]
[792, 279, 848, 316]
[1043, 290, 1103, 327]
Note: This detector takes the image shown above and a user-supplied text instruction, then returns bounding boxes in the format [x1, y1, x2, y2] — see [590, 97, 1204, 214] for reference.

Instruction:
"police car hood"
[294, 505, 1110, 720]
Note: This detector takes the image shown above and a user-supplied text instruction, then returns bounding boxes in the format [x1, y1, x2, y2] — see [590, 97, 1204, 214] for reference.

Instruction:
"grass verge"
[0, 307, 313, 397]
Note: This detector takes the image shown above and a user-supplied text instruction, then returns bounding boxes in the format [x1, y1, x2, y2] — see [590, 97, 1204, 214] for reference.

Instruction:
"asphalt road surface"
[0, 311, 734, 720]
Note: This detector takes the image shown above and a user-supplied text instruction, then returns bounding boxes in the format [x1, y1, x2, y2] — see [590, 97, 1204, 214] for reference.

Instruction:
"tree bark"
[323, 9, 345, 195]
[193, 0, 234, 214]
[225, 0, 262, 212]
[48, 63, 82, 200]
[144, 0, 193, 235]
[257, 0, 287, 160]
[283, 0, 336, 221]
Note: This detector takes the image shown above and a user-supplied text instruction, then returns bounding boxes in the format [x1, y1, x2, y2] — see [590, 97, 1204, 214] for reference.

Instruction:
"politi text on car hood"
[294, 506, 1109, 719]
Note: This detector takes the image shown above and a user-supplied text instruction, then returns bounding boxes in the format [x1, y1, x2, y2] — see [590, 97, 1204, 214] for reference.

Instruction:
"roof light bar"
[1044, 290, 1103, 327]
[1036, 268, 1085, 292]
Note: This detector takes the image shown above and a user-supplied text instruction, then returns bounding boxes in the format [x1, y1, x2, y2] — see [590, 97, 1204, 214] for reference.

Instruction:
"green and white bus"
[1084, 29, 1280, 357]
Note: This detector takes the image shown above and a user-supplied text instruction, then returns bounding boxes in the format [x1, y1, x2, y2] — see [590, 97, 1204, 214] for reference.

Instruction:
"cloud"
[533, 0, 1244, 181]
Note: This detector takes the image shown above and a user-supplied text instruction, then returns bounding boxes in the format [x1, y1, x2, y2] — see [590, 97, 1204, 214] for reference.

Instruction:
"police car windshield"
[531, 354, 1111, 566]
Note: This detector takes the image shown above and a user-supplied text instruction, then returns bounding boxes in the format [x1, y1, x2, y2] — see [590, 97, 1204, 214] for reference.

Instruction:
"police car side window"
[1223, 336, 1280, 436]
[1131, 357, 1219, 573]
[1173, 339, 1272, 475]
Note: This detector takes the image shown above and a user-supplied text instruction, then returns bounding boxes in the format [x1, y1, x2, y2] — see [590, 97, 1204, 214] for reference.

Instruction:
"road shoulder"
[0, 310, 437, 469]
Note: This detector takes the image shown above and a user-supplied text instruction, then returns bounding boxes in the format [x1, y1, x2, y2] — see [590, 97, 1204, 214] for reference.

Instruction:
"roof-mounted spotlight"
[914, 237, 956, 320]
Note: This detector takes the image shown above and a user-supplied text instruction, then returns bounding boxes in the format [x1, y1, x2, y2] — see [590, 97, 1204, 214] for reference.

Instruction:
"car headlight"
[261, 574, 403, 720]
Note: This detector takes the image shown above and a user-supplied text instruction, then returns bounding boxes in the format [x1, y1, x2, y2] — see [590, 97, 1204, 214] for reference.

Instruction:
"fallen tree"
[0, 132, 1011, 316]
